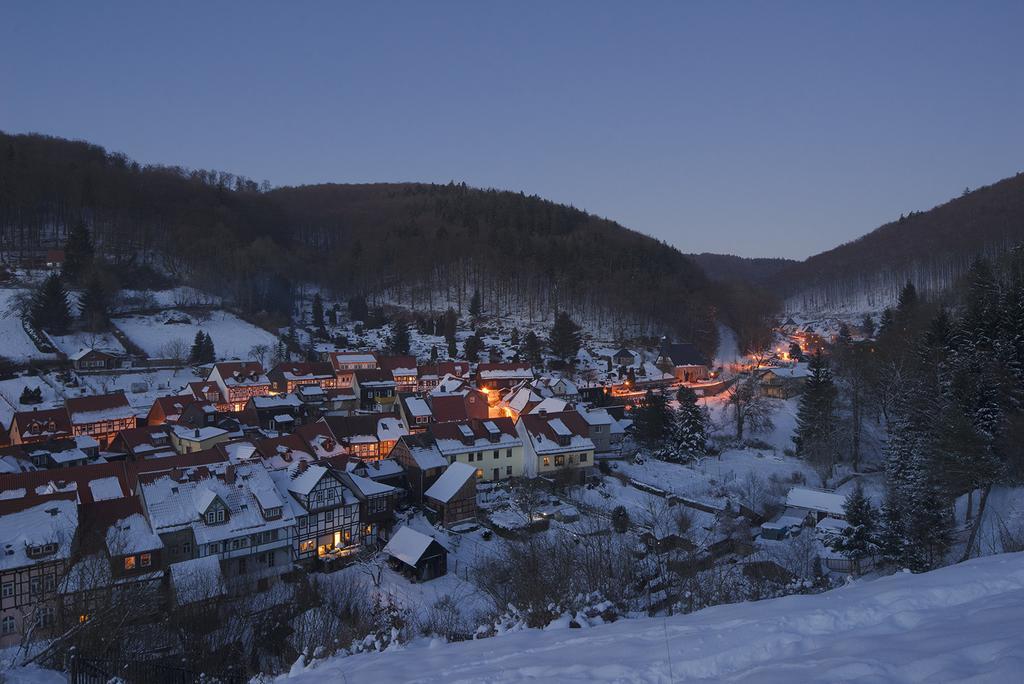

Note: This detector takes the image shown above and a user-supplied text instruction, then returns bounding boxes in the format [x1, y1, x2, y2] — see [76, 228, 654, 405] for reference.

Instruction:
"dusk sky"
[3, 2, 1022, 259]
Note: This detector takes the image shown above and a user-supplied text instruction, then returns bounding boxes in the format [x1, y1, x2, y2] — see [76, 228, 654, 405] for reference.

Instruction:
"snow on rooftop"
[288, 464, 328, 497]
[424, 462, 475, 504]
[0, 499, 77, 571]
[405, 397, 431, 417]
[105, 513, 163, 555]
[87, 476, 124, 502]
[786, 487, 847, 516]
[383, 526, 442, 568]
[548, 418, 572, 438]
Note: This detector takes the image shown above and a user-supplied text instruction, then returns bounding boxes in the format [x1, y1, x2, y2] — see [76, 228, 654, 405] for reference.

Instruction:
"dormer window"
[206, 508, 226, 525]
[263, 506, 281, 520]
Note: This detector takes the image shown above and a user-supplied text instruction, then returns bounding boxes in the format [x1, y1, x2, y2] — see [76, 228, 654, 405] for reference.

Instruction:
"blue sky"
[2, 2, 1022, 258]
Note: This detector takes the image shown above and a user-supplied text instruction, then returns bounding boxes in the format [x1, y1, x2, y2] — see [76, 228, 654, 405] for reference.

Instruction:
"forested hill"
[0, 131, 774, 356]
[685, 253, 796, 285]
[774, 172, 1024, 312]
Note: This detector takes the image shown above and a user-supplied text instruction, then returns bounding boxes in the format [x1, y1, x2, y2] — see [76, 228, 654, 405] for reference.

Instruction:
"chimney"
[194, 428, 200, 438]
[224, 464, 236, 484]
[170, 467, 182, 481]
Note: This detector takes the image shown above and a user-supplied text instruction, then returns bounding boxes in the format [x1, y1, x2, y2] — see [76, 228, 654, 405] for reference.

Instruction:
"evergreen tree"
[792, 350, 839, 480]
[328, 306, 338, 326]
[190, 331, 207, 364]
[463, 334, 484, 362]
[861, 313, 876, 339]
[347, 295, 368, 322]
[388, 320, 411, 355]
[826, 482, 879, 573]
[443, 307, 458, 345]
[201, 332, 216, 363]
[548, 310, 582, 362]
[447, 336, 458, 360]
[429, 345, 438, 363]
[29, 273, 71, 334]
[509, 328, 520, 348]
[469, 289, 482, 319]
[61, 221, 94, 285]
[877, 308, 895, 336]
[631, 390, 672, 451]
[672, 385, 709, 460]
[521, 330, 543, 366]
[878, 488, 906, 568]
[896, 281, 919, 322]
[788, 342, 803, 361]
[79, 272, 110, 331]
[312, 293, 324, 329]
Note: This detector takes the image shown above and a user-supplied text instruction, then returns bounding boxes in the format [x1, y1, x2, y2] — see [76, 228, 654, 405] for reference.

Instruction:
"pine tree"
[631, 390, 672, 452]
[788, 342, 803, 361]
[548, 310, 581, 362]
[469, 289, 482, 319]
[447, 336, 458, 360]
[429, 345, 438, 363]
[521, 330, 542, 366]
[190, 331, 207, 364]
[826, 482, 879, 573]
[312, 293, 325, 332]
[347, 295, 368, 322]
[878, 488, 906, 568]
[672, 385, 709, 460]
[29, 273, 71, 334]
[202, 332, 216, 363]
[509, 328, 520, 348]
[463, 334, 484, 362]
[443, 307, 458, 345]
[792, 350, 838, 479]
[61, 221, 94, 285]
[861, 313, 876, 339]
[878, 308, 895, 336]
[388, 320, 411, 355]
[896, 281, 919, 323]
[79, 272, 110, 331]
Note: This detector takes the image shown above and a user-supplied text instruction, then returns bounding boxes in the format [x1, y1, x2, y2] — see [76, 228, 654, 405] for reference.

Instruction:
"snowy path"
[279, 552, 1024, 683]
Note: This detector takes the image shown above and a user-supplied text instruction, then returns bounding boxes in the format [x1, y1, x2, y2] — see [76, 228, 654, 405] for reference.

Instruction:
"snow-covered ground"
[0, 289, 56, 362]
[278, 551, 1024, 683]
[113, 309, 277, 360]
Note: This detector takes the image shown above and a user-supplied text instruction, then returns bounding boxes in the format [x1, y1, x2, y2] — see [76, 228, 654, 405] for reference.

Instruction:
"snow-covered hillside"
[279, 552, 1024, 683]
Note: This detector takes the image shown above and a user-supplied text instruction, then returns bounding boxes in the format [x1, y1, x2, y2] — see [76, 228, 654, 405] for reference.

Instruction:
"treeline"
[0, 131, 783, 354]
[774, 172, 1024, 312]
[791, 248, 1024, 571]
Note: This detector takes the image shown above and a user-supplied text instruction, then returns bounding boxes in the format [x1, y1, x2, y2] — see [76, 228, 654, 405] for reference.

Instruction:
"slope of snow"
[0, 289, 55, 361]
[113, 310, 278, 360]
[279, 552, 1024, 683]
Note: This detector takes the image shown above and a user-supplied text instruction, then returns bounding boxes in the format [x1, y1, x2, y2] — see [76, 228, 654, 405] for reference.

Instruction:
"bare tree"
[158, 337, 189, 365]
[725, 374, 774, 441]
[249, 343, 271, 369]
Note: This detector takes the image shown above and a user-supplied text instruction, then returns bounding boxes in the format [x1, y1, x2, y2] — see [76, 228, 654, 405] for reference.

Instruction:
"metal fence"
[68, 653, 245, 684]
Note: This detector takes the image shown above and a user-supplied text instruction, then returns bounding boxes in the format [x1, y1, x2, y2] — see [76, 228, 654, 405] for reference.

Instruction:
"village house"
[294, 422, 348, 462]
[138, 461, 295, 593]
[397, 393, 433, 432]
[253, 433, 315, 471]
[241, 394, 303, 433]
[416, 361, 470, 392]
[0, 494, 77, 647]
[206, 362, 272, 413]
[577, 407, 617, 454]
[785, 487, 848, 523]
[532, 375, 581, 402]
[145, 395, 194, 426]
[1, 436, 99, 470]
[475, 362, 535, 392]
[351, 369, 398, 413]
[423, 461, 477, 528]
[65, 392, 138, 448]
[656, 340, 710, 383]
[758, 363, 812, 399]
[427, 374, 489, 422]
[516, 410, 596, 481]
[336, 471, 399, 547]
[7, 407, 74, 446]
[266, 462, 361, 566]
[382, 526, 447, 582]
[108, 425, 176, 461]
[611, 347, 638, 368]
[378, 355, 419, 393]
[68, 347, 128, 372]
[497, 382, 546, 421]
[267, 361, 337, 394]
[390, 433, 450, 503]
[327, 351, 379, 388]
[170, 424, 231, 455]
[429, 418, 524, 481]
[319, 414, 408, 462]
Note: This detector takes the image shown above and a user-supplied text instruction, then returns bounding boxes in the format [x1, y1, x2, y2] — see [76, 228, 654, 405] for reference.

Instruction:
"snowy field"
[113, 309, 278, 360]
[0, 289, 55, 362]
[278, 551, 1024, 683]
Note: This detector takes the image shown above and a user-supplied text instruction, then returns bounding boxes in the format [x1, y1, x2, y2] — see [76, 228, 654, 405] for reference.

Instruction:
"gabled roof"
[65, 392, 134, 424]
[378, 355, 418, 377]
[9, 407, 73, 440]
[383, 526, 445, 568]
[148, 395, 195, 422]
[269, 361, 335, 382]
[0, 498, 77, 571]
[397, 433, 449, 470]
[428, 418, 520, 453]
[786, 487, 846, 517]
[424, 462, 476, 504]
[327, 351, 379, 372]
[658, 341, 706, 367]
[518, 410, 595, 454]
[476, 363, 535, 380]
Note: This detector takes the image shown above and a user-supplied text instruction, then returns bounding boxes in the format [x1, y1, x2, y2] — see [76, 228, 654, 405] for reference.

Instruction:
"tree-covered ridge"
[0, 131, 780, 355]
